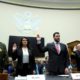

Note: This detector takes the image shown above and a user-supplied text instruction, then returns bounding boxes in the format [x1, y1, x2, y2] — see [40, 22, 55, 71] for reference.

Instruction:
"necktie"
[55, 44, 60, 54]
[36, 64, 39, 74]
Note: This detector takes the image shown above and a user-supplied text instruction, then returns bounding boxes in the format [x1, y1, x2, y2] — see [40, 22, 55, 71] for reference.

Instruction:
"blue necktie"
[36, 64, 39, 74]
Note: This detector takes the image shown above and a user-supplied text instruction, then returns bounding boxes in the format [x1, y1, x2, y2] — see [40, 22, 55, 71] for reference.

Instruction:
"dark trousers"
[77, 63, 80, 71]
[48, 68, 65, 75]
[48, 71, 64, 75]
[76, 60, 80, 71]
[16, 63, 32, 76]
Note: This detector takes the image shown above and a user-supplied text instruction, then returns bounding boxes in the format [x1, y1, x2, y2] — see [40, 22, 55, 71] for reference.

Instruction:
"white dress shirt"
[22, 48, 29, 63]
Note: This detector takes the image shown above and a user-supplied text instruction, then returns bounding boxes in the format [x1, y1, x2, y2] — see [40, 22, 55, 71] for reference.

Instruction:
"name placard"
[71, 73, 80, 79]
[15, 76, 27, 80]
[15, 75, 45, 80]
[27, 75, 45, 80]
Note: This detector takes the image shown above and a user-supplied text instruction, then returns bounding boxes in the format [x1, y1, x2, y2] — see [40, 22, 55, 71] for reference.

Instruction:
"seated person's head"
[76, 44, 80, 51]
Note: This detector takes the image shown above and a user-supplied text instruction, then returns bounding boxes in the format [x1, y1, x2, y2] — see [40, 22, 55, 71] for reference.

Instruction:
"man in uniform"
[0, 42, 8, 73]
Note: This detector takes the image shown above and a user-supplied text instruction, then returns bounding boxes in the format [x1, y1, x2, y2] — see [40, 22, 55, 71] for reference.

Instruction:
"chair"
[0, 73, 8, 80]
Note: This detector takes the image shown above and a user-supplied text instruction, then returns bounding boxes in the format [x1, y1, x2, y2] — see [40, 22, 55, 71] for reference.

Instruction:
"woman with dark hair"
[11, 42, 18, 59]
[12, 37, 35, 76]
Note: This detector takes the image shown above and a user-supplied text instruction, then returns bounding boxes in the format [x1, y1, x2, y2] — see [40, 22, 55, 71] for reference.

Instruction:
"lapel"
[19, 48, 23, 58]
[51, 42, 62, 54]
[51, 42, 57, 53]
[19, 48, 31, 63]
[51, 42, 56, 49]
[20, 48, 31, 56]
[22, 48, 31, 56]
[28, 49, 31, 55]
[59, 43, 62, 53]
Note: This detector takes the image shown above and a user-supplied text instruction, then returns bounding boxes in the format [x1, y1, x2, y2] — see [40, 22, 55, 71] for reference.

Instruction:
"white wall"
[0, 3, 80, 49]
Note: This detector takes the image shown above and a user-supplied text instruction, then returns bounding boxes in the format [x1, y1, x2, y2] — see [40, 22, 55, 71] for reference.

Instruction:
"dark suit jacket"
[12, 48, 35, 73]
[0, 42, 8, 71]
[37, 42, 70, 74]
[74, 50, 80, 68]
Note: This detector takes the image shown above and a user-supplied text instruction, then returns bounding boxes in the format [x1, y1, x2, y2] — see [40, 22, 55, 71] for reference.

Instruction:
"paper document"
[58, 74, 69, 77]
[15, 76, 27, 80]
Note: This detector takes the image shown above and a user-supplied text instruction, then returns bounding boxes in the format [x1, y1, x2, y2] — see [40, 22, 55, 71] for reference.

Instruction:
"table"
[8, 75, 72, 80]
[46, 75, 72, 80]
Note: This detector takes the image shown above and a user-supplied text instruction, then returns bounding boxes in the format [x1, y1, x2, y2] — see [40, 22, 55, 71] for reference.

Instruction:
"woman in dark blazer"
[12, 37, 35, 76]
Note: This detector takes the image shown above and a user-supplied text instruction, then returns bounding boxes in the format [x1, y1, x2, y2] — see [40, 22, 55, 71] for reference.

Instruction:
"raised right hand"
[36, 34, 41, 41]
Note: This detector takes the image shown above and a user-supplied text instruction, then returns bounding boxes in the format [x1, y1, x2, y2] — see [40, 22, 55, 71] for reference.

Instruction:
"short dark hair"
[53, 32, 60, 37]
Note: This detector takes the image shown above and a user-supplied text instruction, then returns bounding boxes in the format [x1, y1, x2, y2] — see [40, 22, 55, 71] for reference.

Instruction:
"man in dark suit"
[74, 44, 80, 71]
[36, 32, 70, 75]
[0, 42, 8, 73]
